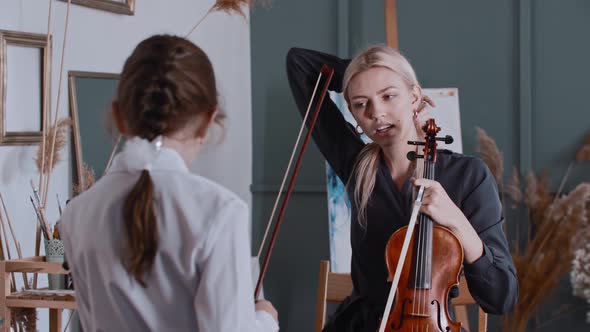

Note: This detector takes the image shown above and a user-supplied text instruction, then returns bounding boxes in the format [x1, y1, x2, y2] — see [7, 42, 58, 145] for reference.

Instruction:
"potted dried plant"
[475, 129, 590, 331]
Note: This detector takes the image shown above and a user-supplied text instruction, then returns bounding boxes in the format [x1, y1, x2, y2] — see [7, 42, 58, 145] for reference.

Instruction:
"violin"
[380, 119, 464, 331]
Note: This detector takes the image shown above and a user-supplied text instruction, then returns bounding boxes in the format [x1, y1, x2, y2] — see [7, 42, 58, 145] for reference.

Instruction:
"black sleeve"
[460, 158, 518, 314]
[286, 47, 365, 183]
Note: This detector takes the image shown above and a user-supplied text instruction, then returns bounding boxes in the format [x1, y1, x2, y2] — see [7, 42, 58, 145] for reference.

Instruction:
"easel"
[0, 257, 76, 332]
[384, 0, 399, 49]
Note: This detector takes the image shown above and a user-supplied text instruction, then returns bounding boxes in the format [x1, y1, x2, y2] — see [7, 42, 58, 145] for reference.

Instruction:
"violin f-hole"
[389, 298, 411, 330]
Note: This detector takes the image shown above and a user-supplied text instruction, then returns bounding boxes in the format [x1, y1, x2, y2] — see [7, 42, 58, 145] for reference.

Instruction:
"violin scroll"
[407, 119, 454, 162]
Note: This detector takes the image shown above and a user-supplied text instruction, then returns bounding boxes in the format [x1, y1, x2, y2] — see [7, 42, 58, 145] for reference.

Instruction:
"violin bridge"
[408, 312, 431, 318]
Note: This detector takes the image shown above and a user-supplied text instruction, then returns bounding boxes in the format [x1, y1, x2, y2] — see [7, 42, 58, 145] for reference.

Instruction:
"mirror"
[68, 71, 119, 191]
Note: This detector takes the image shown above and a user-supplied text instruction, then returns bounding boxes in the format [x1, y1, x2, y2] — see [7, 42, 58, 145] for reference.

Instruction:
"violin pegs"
[435, 135, 454, 144]
[406, 151, 424, 161]
[407, 140, 426, 146]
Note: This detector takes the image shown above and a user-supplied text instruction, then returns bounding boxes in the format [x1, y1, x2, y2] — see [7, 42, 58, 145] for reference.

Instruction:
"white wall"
[0, 0, 252, 329]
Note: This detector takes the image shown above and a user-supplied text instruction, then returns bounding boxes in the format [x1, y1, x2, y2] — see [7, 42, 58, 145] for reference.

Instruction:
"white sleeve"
[194, 199, 279, 332]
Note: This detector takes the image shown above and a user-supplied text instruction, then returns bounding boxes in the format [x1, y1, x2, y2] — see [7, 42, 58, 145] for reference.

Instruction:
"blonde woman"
[287, 46, 517, 331]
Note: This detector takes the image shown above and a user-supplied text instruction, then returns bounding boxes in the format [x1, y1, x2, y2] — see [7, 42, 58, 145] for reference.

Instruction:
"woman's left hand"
[412, 178, 467, 231]
[412, 177, 485, 263]
[413, 96, 435, 136]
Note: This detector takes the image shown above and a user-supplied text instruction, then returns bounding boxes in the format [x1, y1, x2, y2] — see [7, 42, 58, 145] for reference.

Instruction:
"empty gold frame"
[62, 0, 135, 15]
[0, 30, 51, 145]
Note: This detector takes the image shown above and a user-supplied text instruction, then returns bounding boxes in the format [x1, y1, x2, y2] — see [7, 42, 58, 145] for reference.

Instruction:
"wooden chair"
[451, 280, 488, 332]
[315, 260, 353, 332]
[315, 260, 487, 332]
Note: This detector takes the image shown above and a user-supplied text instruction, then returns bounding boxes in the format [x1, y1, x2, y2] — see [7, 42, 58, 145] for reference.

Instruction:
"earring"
[355, 124, 364, 135]
[153, 136, 163, 151]
[413, 110, 418, 119]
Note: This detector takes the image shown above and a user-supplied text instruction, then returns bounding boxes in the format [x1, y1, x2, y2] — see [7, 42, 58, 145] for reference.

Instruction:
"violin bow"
[378, 185, 425, 332]
[254, 64, 334, 299]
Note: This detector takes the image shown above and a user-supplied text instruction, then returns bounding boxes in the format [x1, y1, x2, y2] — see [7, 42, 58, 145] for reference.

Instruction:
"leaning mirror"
[68, 71, 120, 191]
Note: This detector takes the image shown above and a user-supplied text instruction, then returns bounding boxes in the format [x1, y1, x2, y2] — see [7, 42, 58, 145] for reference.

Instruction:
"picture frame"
[0, 30, 51, 145]
[61, 0, 135, 16]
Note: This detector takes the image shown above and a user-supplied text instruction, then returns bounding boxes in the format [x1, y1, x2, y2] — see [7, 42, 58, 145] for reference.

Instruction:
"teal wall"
[251, 2, 337, 331]
[531, 0, 589, 189]
[251, 1, 589, 331]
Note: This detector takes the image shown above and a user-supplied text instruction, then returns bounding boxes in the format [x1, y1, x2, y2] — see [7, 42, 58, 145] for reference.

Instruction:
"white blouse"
[60, 137, 279, 332]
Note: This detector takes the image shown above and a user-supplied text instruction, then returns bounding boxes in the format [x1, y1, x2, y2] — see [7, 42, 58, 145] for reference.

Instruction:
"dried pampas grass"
[524, 172, 552, 226]
[73, 163, 96, 196]
[36, 118, 71, 175]
[212, 0, 271, 16]
[212, 0, 251, 18]
[505, 183, 590, 332]
[186, 0, 272, 37]
[476, 127, 504, 187]
[505, 167, 523, 207]
[554, 132, 590, 199]
[476, 127, 590, 331]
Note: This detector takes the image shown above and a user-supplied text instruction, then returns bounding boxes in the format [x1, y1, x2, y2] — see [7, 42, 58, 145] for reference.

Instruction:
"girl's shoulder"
[161, 171, 246, 209]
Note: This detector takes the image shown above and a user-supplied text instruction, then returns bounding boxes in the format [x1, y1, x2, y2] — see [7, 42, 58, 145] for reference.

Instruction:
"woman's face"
[347, 67, 421, 147]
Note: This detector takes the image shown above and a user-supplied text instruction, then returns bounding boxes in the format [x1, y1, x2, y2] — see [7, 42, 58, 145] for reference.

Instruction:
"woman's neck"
[382, 145, 414, 191]
[381, 132, 420, 190]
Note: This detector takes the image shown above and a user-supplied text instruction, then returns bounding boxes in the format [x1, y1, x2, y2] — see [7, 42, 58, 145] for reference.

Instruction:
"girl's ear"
[196, 108, 219, 139]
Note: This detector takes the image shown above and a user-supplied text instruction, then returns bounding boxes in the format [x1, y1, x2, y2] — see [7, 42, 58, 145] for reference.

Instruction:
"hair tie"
[154, 136, 163, 151]
[142, 136, 163, 172]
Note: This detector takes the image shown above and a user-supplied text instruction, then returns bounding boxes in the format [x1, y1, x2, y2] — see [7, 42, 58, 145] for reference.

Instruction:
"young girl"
[287, 46, 517, 331]
[60, 35, 279, 331]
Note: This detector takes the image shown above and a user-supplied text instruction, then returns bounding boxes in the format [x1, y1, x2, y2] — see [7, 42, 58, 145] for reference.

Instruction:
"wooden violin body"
[384, 224, 463, 331]
[380, 119, 464, 331]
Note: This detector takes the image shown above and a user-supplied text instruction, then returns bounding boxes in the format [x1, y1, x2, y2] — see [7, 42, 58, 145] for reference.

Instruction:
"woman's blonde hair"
[343, 45, 421, 226]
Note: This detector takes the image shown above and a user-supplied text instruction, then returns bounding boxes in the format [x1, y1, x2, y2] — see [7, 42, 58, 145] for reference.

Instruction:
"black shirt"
[286, 47, 518, 331]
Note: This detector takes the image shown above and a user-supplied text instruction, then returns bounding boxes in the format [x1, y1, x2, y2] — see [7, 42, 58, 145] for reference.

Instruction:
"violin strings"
[423, 162, 435, 324]
[414, 159, 434, 325]
[413, 161, 429, 326]
[420, 211, 428, 329]
[414, 216, 422, 328]
[423, 163, 431, 319]
[419, 213, 426, 318]
[423, 163, 433, 315]
[412, 214, 420, 322]
[256, 72, 323, 258]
